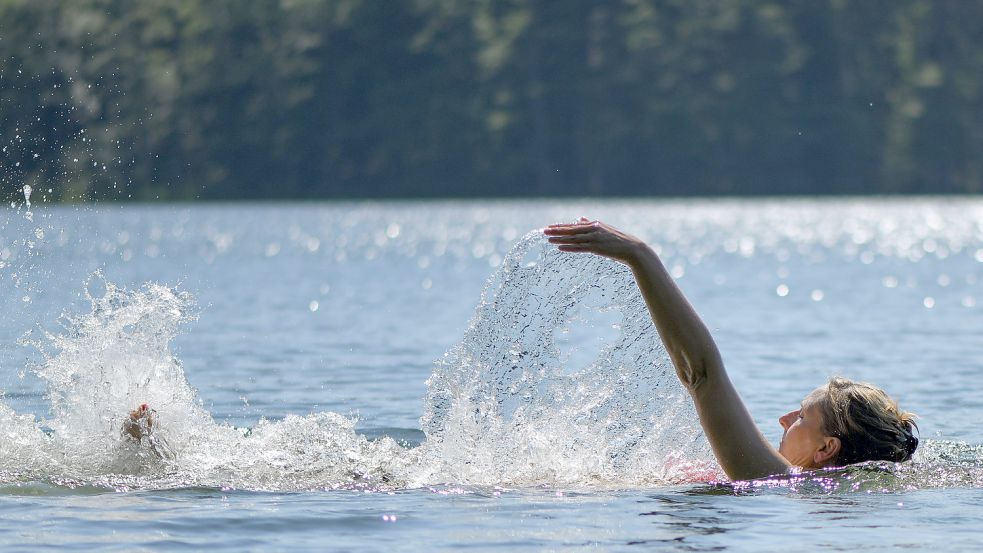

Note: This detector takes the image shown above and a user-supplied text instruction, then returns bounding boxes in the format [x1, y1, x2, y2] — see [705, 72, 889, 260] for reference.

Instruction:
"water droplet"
[923, 297, 935, 309]
[810, 290, 824, 302]
[776, 284, 790, 297]
[308, 300, 319, 312]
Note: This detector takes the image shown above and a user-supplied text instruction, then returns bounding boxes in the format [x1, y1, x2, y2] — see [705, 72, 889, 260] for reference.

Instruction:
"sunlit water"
[1, 199, 982, 550]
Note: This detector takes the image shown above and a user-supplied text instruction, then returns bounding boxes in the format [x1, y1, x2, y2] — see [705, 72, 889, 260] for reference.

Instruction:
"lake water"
[1, 198, 982, 551]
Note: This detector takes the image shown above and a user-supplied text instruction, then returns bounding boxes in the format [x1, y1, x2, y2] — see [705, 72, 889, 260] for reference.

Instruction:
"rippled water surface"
[1, 199, 982, 551]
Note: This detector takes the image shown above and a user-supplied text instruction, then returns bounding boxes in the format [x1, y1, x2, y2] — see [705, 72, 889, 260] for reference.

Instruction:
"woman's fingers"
[547, 236, 594, 246]
[543, 219, 641, 264]
[544, 223, 598, 235]
[543, 223, 583, 231]
[544, 218, 610, 254]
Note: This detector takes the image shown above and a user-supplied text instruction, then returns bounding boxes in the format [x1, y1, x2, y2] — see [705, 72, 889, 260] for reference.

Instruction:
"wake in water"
[0, 233, 976, 492]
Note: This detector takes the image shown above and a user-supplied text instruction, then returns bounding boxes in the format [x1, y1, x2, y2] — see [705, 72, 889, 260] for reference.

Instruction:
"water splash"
[0, 233, 719, 491]
[417, 231, 716, 486]
[7, 232, 978, 493]
[22, 184, 33, 221]
[3, 273, 416, 491]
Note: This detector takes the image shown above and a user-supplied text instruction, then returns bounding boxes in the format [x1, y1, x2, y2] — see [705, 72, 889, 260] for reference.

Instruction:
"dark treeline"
[1, 0, 981, 201]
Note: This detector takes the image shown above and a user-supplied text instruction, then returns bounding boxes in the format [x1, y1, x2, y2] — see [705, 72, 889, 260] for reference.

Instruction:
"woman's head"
[779, 377, 918, 468]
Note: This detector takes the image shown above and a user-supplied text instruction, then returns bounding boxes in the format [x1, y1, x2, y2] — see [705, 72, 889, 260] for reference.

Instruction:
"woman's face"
[777, 401, 830, 469]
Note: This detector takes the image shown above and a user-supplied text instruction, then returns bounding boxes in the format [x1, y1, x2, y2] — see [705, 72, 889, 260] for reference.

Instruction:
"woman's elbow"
[669, 349, 717, 394]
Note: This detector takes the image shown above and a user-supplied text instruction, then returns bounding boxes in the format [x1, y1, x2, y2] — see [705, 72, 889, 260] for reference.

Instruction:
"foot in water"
[122, 403, 174, 459]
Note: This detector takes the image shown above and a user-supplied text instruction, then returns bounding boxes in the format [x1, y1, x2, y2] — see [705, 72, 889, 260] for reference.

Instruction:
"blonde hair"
[804, 377, 918, 465]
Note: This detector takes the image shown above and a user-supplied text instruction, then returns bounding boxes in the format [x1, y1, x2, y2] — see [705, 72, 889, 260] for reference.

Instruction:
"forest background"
[1, 0, 981, 201]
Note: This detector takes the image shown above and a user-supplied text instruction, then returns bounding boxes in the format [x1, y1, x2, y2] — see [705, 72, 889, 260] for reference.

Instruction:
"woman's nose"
[779, 410, 798, 430]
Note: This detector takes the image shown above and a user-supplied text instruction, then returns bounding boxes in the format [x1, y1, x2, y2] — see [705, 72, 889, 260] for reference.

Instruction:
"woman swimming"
[125, 218, 919, 480]
[544, 218, 918, 480]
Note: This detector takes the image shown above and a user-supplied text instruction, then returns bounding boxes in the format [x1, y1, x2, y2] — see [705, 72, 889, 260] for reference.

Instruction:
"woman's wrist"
[625, 241, 657, 269]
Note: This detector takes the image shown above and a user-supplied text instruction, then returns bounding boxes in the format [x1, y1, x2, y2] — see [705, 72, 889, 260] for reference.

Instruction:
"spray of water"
[2, 272, 416, 491]
[417, 231, 715, 485]
[0, 232, 720, 490]
[22, 184, 32, 212]
[4, 231, 974, 492]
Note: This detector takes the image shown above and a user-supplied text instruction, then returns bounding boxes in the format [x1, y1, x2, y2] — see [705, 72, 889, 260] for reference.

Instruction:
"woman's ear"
[814, 436, 841, 466]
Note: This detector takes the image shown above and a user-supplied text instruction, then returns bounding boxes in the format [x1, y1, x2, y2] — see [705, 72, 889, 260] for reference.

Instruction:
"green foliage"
[1, 0, 981, 200]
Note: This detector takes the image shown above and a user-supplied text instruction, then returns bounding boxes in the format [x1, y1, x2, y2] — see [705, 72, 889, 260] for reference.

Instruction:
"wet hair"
[804, 377, 918, 466]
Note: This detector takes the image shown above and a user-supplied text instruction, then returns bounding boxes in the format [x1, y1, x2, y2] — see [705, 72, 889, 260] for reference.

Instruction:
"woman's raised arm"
[544, 219, 790, 480]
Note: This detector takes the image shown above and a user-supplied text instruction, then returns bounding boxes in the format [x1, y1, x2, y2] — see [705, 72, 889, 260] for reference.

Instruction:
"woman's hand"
[543, 218, 647, 265]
